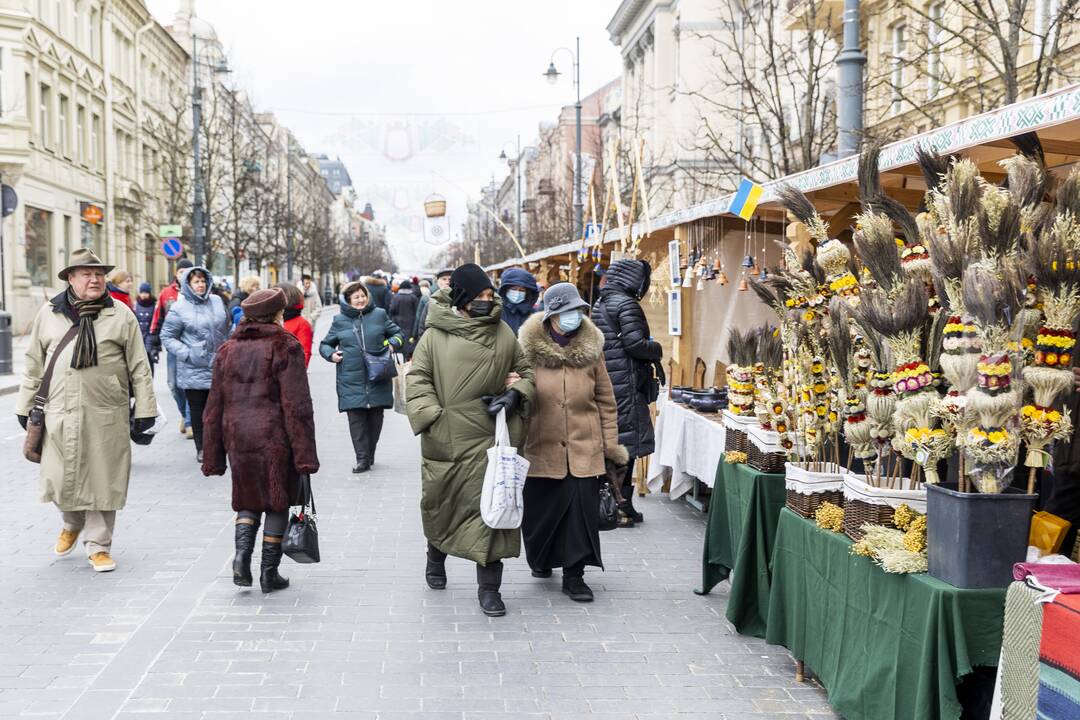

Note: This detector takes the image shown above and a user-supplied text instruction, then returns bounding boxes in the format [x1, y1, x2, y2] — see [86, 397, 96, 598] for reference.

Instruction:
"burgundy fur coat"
[201, 321, 319, 512]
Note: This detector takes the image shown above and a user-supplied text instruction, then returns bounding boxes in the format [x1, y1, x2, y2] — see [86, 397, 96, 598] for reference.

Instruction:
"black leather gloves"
[482, 388, 521, 417]
[16, 415, 27, 430]
[131, 417, 156, 435]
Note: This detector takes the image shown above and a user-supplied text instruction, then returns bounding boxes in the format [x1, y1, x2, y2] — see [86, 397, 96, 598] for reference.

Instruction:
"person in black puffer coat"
[134, 282, 158, 374]
[592, 259, 663, 524]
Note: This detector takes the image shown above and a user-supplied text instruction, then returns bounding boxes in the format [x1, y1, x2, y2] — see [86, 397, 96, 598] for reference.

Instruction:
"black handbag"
[598, 479, 620, 532]
[283, 474, 320, 563]
[353, 322, 397, 384]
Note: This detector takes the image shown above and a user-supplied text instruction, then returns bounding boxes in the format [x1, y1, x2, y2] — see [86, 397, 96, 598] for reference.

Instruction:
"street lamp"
[543, 37, 582, 240]
[191, 34, 230, 268]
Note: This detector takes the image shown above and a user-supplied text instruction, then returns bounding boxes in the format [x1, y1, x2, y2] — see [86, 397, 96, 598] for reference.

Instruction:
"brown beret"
[241, 287, 287, 319]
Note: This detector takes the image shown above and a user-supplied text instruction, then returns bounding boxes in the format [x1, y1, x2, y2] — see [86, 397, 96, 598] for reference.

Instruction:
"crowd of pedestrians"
[16, 251, 663, 614]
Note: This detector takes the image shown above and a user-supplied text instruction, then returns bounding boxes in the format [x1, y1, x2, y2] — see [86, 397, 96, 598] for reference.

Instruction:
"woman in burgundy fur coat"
[201, 287, 320, 593]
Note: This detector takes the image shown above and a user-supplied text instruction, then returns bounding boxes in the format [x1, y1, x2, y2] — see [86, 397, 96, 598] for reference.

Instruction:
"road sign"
[161, 238, 184, 259]
[585, 222, 603, 242]
[158, 224, 182, 238]
[80, 202, 104, 225]
[1, 186, 16, 218]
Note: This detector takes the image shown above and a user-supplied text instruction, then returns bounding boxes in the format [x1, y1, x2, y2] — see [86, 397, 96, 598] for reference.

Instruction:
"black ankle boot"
[233, 523, 258, 587]
[618, 499, 643, 524]
[476, 561, 505, 617]
[259, 540, 290, 593]
[426, 544, 447, 589]
[562, 574, 594, 602]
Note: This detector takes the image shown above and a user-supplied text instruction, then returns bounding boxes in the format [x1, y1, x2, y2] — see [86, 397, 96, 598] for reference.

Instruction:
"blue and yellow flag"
[729, 178, 764, 221]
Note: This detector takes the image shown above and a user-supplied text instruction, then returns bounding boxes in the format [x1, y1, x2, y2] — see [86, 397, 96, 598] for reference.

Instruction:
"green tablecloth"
[765, 507, 1007, 720]
[696, 462, 787, 637]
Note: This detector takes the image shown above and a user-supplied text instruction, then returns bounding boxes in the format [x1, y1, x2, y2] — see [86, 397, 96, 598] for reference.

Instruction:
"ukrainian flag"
[729, 178, 764, 221]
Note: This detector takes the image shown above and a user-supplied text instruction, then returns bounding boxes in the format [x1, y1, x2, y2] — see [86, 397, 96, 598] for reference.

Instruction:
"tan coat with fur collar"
[519, 313, 628, 479]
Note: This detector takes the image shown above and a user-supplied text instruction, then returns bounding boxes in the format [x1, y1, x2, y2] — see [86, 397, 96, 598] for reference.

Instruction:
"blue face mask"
[506, 289, 526, 305]
[558, 310, 583, 332]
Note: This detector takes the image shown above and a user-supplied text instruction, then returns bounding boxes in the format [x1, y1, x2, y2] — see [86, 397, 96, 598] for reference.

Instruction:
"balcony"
[784, 0, 844, 33]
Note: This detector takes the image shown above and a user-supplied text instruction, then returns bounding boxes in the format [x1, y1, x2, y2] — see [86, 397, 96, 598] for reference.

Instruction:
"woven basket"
[747, 426, 785, 473]
[841, 474, 926, 541]
[785, 462, 847, 519]
[722, 410, 755, 455]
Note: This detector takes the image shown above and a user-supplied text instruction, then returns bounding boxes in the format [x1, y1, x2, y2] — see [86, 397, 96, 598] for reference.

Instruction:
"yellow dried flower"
[892, 504, 915, 531]
[815, 502, 845, 533]
[851, 538, 875, 557]
[903, 515, 928, 553]
[724, 451, 747, 464]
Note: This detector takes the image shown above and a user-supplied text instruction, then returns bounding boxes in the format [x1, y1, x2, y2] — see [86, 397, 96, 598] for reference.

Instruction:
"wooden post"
[795, 660, 805, 682]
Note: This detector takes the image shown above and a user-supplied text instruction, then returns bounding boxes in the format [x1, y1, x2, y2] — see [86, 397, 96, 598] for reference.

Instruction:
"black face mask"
[467, 300, 494, 317]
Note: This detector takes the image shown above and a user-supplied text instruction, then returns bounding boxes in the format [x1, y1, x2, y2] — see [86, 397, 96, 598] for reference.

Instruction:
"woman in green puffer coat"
[320, 281, 403, 474]
[406, 264, 535, 617]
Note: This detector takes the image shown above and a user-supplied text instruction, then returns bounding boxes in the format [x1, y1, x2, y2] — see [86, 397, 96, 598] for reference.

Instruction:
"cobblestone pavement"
[1, 312, 838, 719]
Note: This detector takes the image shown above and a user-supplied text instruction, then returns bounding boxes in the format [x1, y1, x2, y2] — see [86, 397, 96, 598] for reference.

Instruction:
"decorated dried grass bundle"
[777, 184, 829, 245]
[850, 523, 928, 573]
[726, 327, 758, 416]
[830, 300, 873, 458]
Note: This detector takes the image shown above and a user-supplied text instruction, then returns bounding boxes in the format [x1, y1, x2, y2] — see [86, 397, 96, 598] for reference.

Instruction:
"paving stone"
[0, 312, 837, 717]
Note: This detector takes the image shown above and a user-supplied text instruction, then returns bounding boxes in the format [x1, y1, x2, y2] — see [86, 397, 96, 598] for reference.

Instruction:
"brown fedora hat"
[58, 247, 115, 281]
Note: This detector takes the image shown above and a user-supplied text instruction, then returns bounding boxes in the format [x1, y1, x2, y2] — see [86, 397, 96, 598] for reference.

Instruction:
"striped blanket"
[1038, 593, 1080, 719]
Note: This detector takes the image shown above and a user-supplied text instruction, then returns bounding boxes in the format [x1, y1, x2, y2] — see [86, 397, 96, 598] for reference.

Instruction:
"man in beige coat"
[17, 249, 157, 572]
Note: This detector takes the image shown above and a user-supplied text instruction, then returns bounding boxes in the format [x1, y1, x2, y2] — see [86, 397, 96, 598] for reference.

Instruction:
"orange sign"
[80, 202, 104, 225]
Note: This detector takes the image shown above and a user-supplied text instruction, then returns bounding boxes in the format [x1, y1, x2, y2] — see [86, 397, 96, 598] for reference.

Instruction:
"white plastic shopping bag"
[393, 359, 409, 415]
[480, 408, 530, 529]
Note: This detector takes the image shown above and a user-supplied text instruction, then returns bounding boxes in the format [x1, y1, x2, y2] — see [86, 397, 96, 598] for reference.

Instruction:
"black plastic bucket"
[926, 482, 1036, 589]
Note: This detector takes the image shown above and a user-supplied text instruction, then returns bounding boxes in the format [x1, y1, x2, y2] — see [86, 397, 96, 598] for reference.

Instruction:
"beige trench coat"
[16, 295, 157, 511]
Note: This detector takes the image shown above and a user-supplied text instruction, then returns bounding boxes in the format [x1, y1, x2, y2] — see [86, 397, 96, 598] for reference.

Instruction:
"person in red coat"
[201, 287, 319, 593]
[276, 283, 313, 367]
[107, 270, 134, 310]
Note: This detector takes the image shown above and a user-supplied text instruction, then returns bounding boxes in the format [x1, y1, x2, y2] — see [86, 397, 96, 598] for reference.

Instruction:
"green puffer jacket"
[406, 289, 535, 565]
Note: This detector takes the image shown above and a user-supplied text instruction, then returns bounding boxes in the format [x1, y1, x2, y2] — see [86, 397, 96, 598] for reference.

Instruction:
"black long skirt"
[522, 474, 603, 572]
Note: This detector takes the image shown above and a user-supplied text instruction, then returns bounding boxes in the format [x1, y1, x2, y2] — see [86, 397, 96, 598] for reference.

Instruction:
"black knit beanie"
[449, 263, 494, 309]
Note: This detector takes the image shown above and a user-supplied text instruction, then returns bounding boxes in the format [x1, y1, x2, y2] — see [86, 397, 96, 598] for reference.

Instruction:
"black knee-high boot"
[260, 539, 290, 593]
[426, 543, 447, 589]
[476, 561, 505, 617]
[233, 522, 258, 587]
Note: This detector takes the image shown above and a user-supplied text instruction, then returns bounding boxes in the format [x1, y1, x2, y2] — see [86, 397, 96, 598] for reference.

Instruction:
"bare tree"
[873, 0, 1080, 127]
[679, 0, 839, 188]
[144, 81, 194, 244]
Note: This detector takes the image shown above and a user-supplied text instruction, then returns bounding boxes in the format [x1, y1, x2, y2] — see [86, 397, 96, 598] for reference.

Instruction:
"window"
[63, 215, 73, 260]
[891, 23, 907, 116]
[76, 104, 85, 162]
[73, 1, 81, 47]
[58, 94, 69, 156]
[25, 207, 53, 287]
[927, 3, 944, 100]
[38, 83, 51, 148]
[89, 8, 100, 61]
[24, 72, 31, 125]
[90, 112, 100, 169]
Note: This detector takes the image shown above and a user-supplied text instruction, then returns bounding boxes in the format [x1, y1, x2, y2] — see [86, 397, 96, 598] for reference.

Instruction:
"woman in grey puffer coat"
[161, 266, 230, 462]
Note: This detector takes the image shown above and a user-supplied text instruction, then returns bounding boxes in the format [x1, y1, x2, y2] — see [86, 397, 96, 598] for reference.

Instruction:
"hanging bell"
[738, 274, 749, 291]
[717, 270, 729, 285]
[712, 258, 722, 271]
[594, 263, 604, 275]
[695, 275, 704, 291]
[681, 271, 694, 288]
[758, 267, 768, 280]
[741, 254, 756, 269]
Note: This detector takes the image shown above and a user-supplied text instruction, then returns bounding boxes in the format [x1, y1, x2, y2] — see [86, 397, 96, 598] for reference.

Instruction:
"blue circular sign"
[161, 238, 184, 259]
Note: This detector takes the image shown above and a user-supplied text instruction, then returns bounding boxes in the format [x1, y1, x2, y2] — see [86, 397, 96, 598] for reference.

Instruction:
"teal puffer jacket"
[319, 297, 403, 411]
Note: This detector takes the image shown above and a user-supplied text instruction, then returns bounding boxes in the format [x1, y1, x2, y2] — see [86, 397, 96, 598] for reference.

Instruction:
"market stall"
[766, 507, 1006, 720]
[645, 393, 725, 501]
[696, 460, 786, 638]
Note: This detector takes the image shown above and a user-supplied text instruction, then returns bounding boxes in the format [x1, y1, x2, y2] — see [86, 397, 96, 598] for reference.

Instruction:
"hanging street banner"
[423, 213, 450, 246]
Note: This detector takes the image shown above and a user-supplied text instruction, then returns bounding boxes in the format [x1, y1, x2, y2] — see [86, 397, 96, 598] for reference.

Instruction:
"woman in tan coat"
[518, 283, 627, 602]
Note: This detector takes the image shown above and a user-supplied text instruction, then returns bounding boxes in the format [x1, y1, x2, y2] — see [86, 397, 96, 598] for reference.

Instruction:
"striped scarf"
[66, 287, 107, 369]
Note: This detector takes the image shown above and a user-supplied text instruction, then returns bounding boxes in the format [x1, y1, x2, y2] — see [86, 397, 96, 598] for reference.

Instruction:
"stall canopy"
[486, 81, 1080, 272]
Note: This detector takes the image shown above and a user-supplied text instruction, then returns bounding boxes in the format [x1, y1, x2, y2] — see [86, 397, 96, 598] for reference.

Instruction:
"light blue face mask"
[558, 309, 583, 332]
[506, 289, 526, 305]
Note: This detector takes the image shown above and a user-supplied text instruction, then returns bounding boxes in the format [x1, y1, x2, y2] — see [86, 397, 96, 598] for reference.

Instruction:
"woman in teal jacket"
[319, 280, 403, 473]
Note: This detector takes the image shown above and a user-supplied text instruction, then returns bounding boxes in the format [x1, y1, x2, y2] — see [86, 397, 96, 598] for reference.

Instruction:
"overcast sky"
[144, 0, 625, 270]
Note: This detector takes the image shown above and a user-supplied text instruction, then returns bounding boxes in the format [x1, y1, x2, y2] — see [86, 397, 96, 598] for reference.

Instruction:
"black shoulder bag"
[23, 324, 80, 463]
[353, 320, 397, 384]
[283, 474, 320, 563]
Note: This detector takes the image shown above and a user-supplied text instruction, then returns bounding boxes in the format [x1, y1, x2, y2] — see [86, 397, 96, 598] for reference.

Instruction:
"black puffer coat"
[592, 259, 662, 458]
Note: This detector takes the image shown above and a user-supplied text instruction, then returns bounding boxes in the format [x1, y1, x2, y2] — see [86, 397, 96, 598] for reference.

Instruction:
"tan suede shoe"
[88, 552, 116, 572]
[54, 529, 80, 556]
